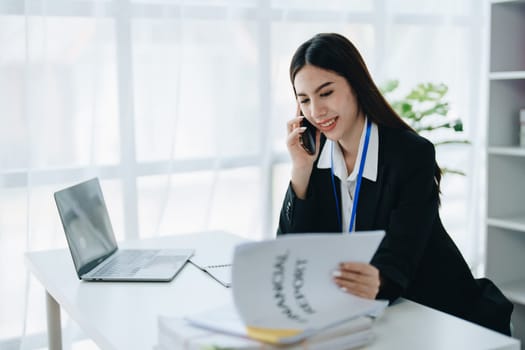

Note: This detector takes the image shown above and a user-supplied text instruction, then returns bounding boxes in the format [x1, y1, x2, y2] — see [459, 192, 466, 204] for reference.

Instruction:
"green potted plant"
[381, 80, 470, 176]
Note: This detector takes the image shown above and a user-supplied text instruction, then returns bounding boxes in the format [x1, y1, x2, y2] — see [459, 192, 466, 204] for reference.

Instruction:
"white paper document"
[184, 231, 387, 346]
[161, 305, 375, 350]
[189, 231, 246, 288]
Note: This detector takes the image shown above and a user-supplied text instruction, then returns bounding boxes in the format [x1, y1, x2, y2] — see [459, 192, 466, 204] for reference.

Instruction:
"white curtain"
[0, 0, 487, 348]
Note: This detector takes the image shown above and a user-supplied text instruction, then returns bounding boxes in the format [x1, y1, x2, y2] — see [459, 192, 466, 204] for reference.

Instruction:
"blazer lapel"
[356, 164, 385, 230]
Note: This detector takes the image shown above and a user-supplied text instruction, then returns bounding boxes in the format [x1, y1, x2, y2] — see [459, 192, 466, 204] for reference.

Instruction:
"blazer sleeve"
[371, 137, 440, 301]
[278, 136, 330, 236]
[277, 182, 318, 235]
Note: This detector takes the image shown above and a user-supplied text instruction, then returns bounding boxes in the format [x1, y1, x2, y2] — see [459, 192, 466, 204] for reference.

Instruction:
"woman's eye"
[320, 90, 333, 98]
[299, 98, 310, 104]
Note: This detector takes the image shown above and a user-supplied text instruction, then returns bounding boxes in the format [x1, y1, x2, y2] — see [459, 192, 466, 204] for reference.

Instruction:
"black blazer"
[278, 125, 513, 335]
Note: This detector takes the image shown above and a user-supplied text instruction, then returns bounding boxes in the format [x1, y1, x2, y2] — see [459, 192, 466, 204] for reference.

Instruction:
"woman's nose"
[311, 101, 327, 119]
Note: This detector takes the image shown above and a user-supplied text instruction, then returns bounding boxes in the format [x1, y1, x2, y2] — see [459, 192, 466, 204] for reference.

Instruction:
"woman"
[277, 33, 513, 335]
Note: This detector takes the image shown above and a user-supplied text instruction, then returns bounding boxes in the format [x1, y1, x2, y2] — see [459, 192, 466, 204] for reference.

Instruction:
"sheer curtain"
[0, 0, 487, 348]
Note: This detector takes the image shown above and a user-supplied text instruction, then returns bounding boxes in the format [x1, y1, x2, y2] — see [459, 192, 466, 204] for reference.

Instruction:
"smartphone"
[300, 118, 316, 155]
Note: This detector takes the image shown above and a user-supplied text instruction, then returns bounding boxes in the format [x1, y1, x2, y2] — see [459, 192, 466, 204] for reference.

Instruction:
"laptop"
[54, 177, 194, 282]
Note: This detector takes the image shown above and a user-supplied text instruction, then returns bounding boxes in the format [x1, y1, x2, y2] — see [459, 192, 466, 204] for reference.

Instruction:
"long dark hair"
[289, 33, 442, 191]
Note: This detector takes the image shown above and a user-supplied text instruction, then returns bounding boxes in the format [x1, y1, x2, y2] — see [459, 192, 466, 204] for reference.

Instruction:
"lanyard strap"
[330, 118, 372, 233]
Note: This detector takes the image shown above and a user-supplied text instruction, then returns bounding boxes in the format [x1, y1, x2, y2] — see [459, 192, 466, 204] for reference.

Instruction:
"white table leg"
[45, 291, 62, 350]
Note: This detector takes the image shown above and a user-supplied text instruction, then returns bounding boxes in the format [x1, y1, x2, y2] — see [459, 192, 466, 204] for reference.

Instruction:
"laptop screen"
[54, 178, 118, 276]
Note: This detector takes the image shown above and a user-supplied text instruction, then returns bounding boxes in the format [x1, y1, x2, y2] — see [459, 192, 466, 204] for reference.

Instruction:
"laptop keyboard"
[95, 250, 158, 277]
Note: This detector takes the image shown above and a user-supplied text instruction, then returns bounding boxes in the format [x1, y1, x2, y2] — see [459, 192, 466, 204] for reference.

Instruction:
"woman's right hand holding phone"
[286, 106, 320, 199]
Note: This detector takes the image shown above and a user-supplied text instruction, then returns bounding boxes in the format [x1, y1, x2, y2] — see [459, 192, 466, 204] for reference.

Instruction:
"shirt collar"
[317, 117, 378, 182]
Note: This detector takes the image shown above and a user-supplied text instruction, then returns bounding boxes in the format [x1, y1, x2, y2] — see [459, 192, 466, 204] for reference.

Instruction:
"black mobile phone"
[300, 118, 316, 155]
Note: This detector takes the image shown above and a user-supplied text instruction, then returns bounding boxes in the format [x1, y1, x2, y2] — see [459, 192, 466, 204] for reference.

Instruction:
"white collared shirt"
[317, 116, 379, 232]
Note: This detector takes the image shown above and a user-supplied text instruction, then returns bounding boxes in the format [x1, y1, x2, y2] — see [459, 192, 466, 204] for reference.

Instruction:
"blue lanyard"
[330, 119, 372, 233]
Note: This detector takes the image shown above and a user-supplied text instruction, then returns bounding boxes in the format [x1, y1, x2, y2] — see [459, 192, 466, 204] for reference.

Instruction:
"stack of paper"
[157, 231, 387, 349]
[157, 307, 375, 350]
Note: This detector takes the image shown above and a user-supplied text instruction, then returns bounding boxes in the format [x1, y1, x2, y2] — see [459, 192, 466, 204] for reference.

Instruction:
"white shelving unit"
[486, 0, 525, 345]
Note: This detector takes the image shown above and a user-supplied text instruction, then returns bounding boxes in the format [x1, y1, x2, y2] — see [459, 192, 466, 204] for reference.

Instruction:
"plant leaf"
[380, 79, 399, 94]
[441, 167, 466, 177]
[434, 140, 471, 146]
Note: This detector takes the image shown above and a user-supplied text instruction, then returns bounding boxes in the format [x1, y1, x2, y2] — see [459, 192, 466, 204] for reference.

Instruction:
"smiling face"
[294, 64, 365, 147]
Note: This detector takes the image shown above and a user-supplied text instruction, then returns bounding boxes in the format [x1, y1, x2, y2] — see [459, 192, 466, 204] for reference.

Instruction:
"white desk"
[25, 231, 520, 350]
